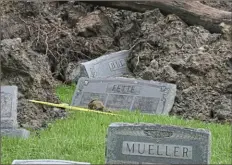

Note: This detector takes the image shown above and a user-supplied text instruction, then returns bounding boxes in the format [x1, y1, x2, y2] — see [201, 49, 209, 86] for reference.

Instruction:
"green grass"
[1, 84, 232, 164]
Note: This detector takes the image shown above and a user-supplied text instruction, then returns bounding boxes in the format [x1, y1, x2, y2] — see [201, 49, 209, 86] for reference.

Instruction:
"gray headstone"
[1, 86, 30, 138]
[12, 159, 91, 164]
[79, 50, 131, 80]
[1, 86, 18, 128]
[105, 122, 211, 164]
[71, 77, 176, 115]
[1, 128, 30, 139]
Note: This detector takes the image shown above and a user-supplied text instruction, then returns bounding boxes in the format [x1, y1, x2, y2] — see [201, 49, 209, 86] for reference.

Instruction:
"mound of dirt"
[127, 11, 232, 123]
[0, 38, 66, 129]
[0, 1, 231, 127]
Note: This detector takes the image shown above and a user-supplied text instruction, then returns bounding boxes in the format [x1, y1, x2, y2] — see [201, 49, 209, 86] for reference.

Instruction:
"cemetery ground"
[2, 84, 231, 164]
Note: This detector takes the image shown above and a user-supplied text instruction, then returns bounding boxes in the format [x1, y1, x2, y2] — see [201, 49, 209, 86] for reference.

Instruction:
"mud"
[0, 1, 231, 127]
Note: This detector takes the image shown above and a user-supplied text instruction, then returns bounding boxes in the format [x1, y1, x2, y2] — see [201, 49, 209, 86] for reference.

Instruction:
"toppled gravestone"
[71, 77, 176, 115]
[1, 86, 30, 138]
[12, 159, 91, 164]
[78, 50, 131, 81]
[105, 122, 211, 164]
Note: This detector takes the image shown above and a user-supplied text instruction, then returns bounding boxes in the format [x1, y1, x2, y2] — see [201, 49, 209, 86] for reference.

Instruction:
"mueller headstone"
[78, 50, 131, 80]
[1, 86, 30, 138]
[12, 159, 91, 164]
[105, 122, 211, 164]
[71, 77, 176, 115]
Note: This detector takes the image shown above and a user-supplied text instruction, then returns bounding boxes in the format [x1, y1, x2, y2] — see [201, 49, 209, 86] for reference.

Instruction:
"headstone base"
[1, 128, 30, 139]
[12, 159, 91, 164]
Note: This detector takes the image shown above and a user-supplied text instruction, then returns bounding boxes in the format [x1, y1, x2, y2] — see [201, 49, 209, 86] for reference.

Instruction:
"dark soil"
[0, 0, 231, 128]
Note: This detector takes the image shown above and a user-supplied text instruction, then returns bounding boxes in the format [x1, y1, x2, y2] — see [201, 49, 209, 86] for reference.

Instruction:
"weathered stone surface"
[1, 128, 30, 139]
[1, 86, 18, 128]
[12, 159, 91, 164]
[79, 50, 131, 80]
[1, 85, 30, 138]
[71, 77, 176, 115]
[105, 122, 211, 164]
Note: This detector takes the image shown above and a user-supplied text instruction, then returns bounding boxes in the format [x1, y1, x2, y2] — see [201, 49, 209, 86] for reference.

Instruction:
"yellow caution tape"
[28, 100, 122, 116]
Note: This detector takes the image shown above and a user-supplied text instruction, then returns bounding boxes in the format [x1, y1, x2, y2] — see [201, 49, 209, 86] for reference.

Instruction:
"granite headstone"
[1, 86, 30, 138]
[71, 77, 176, 115]
[79, 50, 131, 80]
[105, 122, 211, 164]
[12, 159, 91, 164]
[1, 86, 18, 128]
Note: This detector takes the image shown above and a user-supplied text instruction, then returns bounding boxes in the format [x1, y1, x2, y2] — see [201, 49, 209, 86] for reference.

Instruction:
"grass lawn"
[1, 84, 232, 164]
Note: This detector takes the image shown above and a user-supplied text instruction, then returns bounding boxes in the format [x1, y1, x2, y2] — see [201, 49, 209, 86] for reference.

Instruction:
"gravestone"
[12, 159, 91, 164]
[71, 77, 176, 115]
[1, 86, 18, 128]
[1, 86, 30, 138]
[78, 50, 131, 80]
[105, 122, 211, 164]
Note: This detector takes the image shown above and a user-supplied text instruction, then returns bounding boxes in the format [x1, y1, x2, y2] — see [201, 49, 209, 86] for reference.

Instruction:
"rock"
[88, 99, 105, 111]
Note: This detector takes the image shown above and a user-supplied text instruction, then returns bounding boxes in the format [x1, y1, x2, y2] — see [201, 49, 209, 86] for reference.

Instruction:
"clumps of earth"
[0, 1, 231, 129]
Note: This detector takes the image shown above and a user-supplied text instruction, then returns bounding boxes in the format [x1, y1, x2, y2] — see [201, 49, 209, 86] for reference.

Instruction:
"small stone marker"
[12, 159, 91, 164]
[1, 86, 30, 138]
[105, 122, 211, 164]
[79, 50, 131, 80]
[1, 86, 18, 128]
[71, 77, 176, 115]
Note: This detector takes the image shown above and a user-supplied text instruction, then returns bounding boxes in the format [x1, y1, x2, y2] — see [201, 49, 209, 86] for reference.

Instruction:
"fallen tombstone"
[77, 50, 131, 81]
[1, 86, 30, 139]
[12, 159, 91, 164]
[105, 122, 211, 164]
[71, 77, 176, 115]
